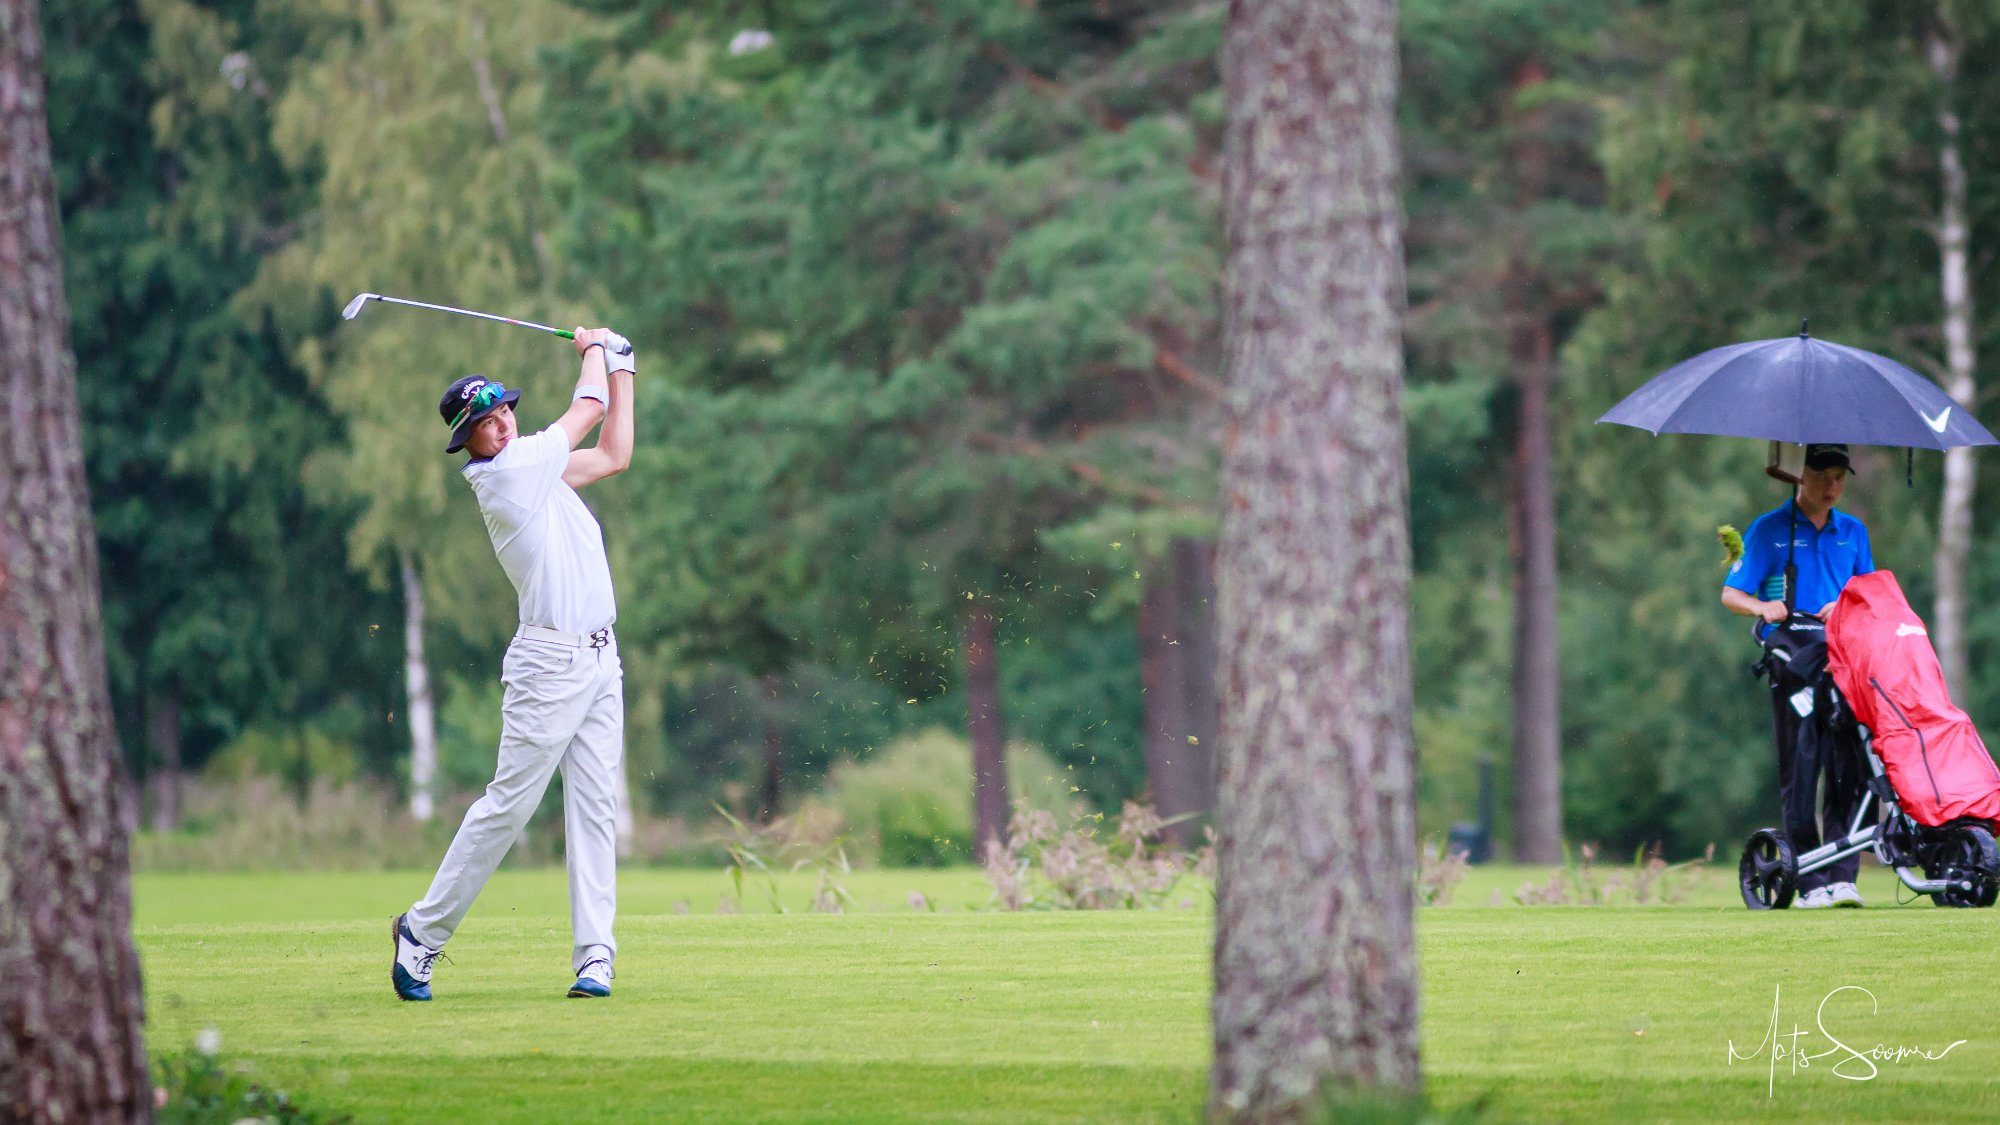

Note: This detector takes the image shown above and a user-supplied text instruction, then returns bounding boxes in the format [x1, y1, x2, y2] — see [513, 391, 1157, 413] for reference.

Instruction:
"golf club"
[342, 292, 633, 355]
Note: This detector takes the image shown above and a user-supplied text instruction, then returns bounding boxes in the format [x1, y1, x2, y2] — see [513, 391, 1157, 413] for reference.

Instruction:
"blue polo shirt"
[1725, 500, 1875, 612]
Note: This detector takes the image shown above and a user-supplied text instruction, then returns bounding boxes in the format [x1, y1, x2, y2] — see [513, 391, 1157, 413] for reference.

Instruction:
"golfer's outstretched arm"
[564, 331, 634, 488]
[554, 329, 612, 450]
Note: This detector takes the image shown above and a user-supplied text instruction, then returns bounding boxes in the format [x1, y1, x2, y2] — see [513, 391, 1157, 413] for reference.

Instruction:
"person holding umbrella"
[1601, 325, 1999, 910]
[1721, 443, 1873, 908]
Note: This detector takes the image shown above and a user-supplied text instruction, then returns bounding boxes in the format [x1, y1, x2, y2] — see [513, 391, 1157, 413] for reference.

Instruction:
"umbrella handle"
[1765, 440, 1801, 485]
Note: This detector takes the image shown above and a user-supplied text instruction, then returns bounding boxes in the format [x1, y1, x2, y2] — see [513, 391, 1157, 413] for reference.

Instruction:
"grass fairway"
[136, 865, 2000, 1123]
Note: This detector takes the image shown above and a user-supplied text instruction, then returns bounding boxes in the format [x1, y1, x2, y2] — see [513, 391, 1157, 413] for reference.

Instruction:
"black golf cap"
[439, 374, 520, 454]
[1804, 443, 1854, 473]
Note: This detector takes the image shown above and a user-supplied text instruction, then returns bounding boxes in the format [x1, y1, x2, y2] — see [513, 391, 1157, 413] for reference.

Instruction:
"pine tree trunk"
[1175, 536, 1221, 819]
[1210, 0, 1421, 1116]
[401, 550, 438, 821]
[1, 0, 154, 1114]
[964, 604, 1008, 859]
[759, 672, 784, 820]
[1510, 312, 1562, 863]
[1930, 27, 1976, 701]
[1140, 560, 1193, 843]
[146, 684, 182, 834]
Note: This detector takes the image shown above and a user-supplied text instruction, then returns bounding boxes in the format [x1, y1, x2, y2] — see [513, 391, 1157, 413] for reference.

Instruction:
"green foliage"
[154, 1044, 350, 1124]
[47, 0, 402, 789]
[202, 725, 361, 789]
[824, 728, 1076, 867]
[545, 2, 1223, 798]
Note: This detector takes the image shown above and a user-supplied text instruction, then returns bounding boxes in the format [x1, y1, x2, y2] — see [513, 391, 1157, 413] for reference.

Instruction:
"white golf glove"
[605, 332, 635, 373]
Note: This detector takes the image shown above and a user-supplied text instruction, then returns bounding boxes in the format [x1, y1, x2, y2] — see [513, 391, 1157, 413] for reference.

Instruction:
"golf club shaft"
[367, 295, 631, 354]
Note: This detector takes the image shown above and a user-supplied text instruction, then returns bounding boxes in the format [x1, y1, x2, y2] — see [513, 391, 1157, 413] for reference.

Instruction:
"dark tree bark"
[0, 0, 154, 1118]
[1508, 311, 1562, 863]
[145, 683, 181, 834]
[1139, 561, 1193, 843]
[964, 603, 1008, 859]
[759, 672, 784, 820]
[1505, 58, 1563, 865]
[1175, 536, 1221, 818]
[1210, 0, 1420, 1117]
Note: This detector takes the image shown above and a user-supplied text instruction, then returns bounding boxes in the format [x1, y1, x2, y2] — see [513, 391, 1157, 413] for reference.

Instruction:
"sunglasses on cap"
[448, 380, 510, 432]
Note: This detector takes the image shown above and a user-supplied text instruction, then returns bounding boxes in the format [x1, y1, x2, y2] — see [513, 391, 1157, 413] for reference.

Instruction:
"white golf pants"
[407, 630, 623, 972]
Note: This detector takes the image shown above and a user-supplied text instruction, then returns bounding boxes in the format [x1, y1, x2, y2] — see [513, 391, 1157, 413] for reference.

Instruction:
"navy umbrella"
[1598, 325, 1998, 449]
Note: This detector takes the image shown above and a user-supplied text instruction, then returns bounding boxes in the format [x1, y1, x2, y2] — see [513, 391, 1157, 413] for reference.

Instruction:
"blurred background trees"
[41, 0, 2000, 866]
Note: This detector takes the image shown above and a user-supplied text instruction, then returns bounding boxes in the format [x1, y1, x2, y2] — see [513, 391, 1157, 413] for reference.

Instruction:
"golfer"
[1722, 443, 1874, 908]
[392, 326, 636, 1000]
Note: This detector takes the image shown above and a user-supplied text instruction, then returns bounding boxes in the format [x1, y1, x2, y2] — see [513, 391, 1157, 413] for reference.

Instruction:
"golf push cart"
[1738, 572, 2000, 910]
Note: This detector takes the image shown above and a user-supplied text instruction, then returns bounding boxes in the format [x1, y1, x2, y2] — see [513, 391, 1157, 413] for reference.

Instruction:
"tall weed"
[984, 801, 1212, 910]
[1513, 841, 1715, 906]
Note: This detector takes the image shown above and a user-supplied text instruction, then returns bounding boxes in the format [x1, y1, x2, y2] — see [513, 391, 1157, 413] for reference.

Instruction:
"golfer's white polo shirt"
[463, 423, 616, 634]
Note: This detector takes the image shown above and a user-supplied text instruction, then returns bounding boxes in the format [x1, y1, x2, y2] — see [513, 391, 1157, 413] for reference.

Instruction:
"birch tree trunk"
[1, 0, 154, 1115]
[1930, 25, 1976, 701]
[964, 603, 1008, 859]
[401, 550, 438, 821]
[1210, 0, 1420, 1116]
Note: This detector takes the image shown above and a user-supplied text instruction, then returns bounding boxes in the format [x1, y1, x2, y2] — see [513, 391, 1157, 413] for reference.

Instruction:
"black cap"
[1804, 443, 1854, 473]
[438, 375, 520, 454]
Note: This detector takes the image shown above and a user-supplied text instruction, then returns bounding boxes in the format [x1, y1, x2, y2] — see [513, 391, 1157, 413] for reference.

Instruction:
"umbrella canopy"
[1598, 329, 1998, 450]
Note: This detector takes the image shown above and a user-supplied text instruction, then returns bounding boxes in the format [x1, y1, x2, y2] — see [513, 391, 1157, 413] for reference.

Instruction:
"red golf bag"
[1826, 570, 2000, 830]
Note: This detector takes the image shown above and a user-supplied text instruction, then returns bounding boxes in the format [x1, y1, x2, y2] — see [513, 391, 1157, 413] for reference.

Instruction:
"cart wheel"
[1931, 825, 2000, 908]
[1739, 828, 1797, 910]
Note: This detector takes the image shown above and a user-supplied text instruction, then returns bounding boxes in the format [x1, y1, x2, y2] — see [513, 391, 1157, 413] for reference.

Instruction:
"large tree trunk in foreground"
[0, 0, 153, 1116]
[1210, 0, 1420, 1117]
[1510, 309, 1562, 863]
[964, 604, 1008, 859]
[402, 550, 438, 821]
[1930, 26, 1977, 702]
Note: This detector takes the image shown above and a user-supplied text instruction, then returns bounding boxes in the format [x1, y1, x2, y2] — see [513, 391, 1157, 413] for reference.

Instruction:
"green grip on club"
[555, 329, 576, 340]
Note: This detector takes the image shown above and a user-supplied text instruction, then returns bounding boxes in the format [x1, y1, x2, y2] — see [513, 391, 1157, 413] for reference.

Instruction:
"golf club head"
[342, 292, 380, 321]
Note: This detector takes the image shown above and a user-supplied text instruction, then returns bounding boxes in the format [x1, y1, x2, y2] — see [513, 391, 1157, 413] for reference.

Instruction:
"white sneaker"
[1794, 886, 1833, 910]
[1826, 881, 1865, 908]
[567, 958, 613, 999]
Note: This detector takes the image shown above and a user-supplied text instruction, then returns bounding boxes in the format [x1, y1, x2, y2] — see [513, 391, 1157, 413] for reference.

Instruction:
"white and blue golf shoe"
[567, 957, 613, 999]
[391, 913, 443, 1002]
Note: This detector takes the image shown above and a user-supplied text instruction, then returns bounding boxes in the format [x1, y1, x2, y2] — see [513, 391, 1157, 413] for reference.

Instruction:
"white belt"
[517, 623, 613, 649]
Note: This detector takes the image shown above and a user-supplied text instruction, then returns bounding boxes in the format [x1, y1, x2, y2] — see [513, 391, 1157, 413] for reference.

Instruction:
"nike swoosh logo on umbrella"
[1924, 405, 1953, 432]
